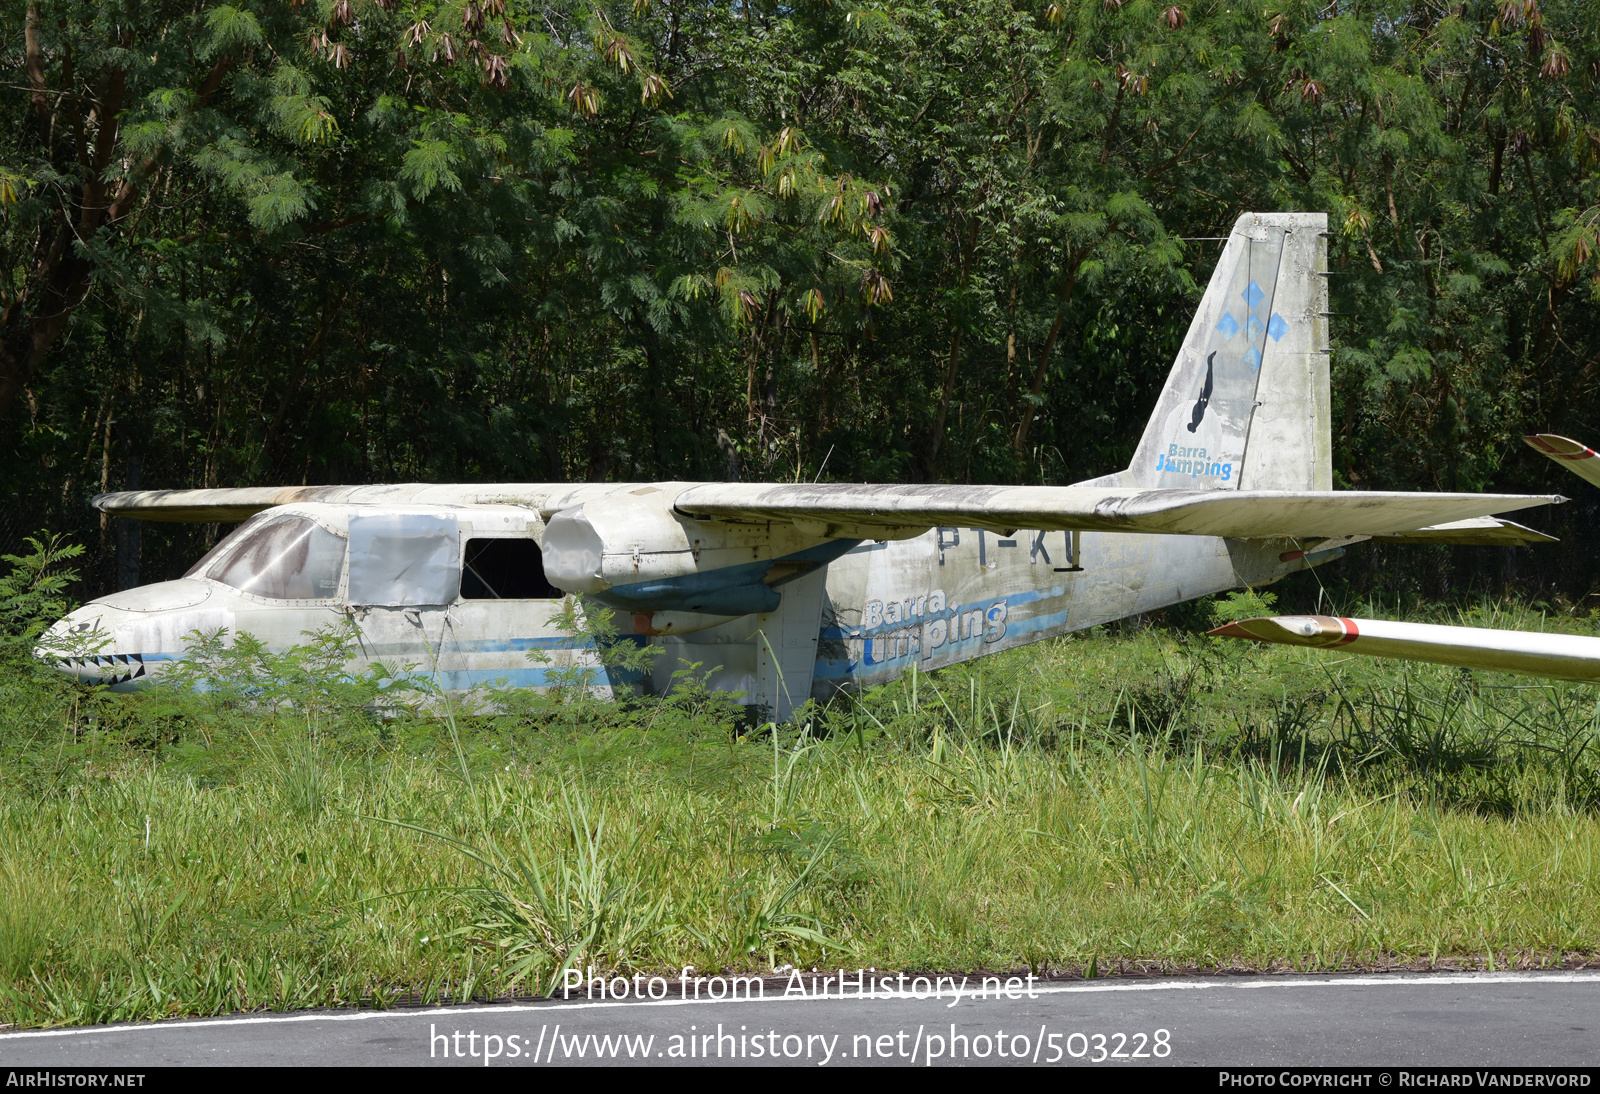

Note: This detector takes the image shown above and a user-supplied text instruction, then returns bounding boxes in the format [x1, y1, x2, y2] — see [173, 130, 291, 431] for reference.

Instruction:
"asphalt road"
[2, 970, 1597, 1067]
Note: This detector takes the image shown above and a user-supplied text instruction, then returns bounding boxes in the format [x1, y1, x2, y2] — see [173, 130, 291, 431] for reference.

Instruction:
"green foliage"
[153, 622, 414, 722]
[526, 594, 659, 703]
[497, 594, 672, 740]
[203, 5, 265, 56]
[1209, 588, 1281, 627]
[402, 784, 673, 996]
[400, 139, 463, 201]
[0, 533, 84, 649]
[6, 0, 1597, 601]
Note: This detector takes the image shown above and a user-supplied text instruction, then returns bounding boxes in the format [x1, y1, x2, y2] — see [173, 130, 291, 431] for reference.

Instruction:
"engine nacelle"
[539, 487, 857, 621]
[540, 491, 695, 594]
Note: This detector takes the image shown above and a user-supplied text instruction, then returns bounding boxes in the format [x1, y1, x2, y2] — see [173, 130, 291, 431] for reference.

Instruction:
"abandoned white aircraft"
[41, 212, 1565, 719]
[1210, 433, 1600, 683]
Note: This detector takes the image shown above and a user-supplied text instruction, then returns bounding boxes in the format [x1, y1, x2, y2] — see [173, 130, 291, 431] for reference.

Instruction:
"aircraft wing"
[1208, 615, 1600, 683]
[1525, 434, 1600, 489]
[93, 484, 438, 522]
[92, 482, 1561, 540]
[671, 484, 1561, 539]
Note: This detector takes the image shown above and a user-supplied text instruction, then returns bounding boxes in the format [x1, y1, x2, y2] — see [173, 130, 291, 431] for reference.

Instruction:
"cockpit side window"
[202, 516, 348, 600]
[460, 538, 562, 599]
[183, 512, 272, 580]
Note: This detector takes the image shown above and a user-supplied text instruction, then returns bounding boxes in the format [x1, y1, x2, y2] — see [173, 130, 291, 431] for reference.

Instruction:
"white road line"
[1, 970, 1596, 1042]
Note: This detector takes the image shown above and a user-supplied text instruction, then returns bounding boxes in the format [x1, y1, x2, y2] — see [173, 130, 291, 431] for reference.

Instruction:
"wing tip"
[1524, 434, 1597, 460]
[1206, 619, 1276, 641]
[1208, 615, 1359, 646]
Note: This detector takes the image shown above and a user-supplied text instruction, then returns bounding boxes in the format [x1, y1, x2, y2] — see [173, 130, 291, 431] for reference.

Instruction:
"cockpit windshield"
[186, 514, 347, 600]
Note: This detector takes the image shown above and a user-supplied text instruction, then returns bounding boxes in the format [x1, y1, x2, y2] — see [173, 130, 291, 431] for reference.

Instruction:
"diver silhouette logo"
[1187, 351, 1215, 433]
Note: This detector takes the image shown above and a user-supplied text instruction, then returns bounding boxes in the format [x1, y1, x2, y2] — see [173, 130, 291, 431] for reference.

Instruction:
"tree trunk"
[925, 330, 963, 471]
[925, 215, 981, 473]
[1013, 247, 1086, 455]
[0, 46, 234, 419]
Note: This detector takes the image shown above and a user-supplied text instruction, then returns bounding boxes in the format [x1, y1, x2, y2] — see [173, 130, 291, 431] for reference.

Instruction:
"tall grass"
[1, 596, 1600, 1027]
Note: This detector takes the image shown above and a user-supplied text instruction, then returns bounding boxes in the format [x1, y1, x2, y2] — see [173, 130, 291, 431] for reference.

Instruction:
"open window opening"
[460, 538, 563, 600]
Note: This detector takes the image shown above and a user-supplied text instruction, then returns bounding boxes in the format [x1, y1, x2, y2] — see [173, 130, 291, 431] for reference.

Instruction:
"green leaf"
[400, 140, 463, 201]
[205, 5, 265, 55]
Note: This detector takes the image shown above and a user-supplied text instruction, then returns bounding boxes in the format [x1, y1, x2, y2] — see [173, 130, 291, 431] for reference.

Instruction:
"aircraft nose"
[36, 607, 153, 688]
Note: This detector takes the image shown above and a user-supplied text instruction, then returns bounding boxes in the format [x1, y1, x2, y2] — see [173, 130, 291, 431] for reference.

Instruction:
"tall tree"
[1, 0, 1596, 595]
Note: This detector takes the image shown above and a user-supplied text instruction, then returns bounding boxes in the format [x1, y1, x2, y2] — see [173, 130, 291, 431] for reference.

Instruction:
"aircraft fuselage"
[44, 497, 1326, 718]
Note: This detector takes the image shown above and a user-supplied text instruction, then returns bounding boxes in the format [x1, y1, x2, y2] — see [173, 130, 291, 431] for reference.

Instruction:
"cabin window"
[346, 512, 460, 606]
[202, 516, 347, 600]
[460, 538, 562, 600]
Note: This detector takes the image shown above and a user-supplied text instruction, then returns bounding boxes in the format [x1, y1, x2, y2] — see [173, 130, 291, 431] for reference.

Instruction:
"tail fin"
[1122, 212, 1330, 491]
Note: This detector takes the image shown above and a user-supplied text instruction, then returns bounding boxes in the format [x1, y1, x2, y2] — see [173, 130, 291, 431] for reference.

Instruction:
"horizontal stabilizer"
[1369, 516, 1557, 547]
[1209, 615, 1600, 683]
[1525, 434, 1600, 489]
[673, 483, 1561, 539]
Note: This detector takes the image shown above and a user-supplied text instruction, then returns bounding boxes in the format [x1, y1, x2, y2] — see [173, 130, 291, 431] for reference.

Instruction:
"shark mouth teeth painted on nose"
[57, 652, 148, 685]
